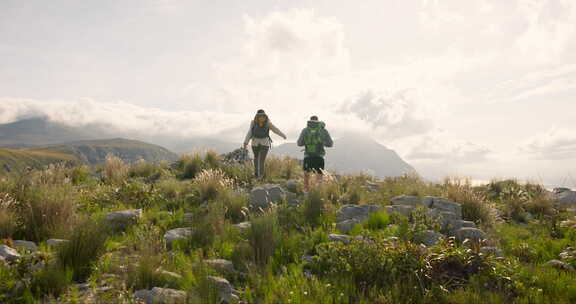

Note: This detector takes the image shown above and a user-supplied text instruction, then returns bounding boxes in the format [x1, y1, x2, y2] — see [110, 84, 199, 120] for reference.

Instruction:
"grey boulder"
[336, 204, 382, 222]
[0, 245, 21, 262]
[164, 228, 193, 247]
[134, 287, 187, 304]
[105, 209, 142, 231]
[455, 227, 487, 242]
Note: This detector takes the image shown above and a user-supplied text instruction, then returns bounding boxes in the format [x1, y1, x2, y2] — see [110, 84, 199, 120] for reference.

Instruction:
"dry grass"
[193, 169, 234, 202]
[103, 154, 129, 184]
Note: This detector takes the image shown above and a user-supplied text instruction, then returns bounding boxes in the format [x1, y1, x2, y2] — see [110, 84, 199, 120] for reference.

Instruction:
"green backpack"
[304, 126, 323, 156]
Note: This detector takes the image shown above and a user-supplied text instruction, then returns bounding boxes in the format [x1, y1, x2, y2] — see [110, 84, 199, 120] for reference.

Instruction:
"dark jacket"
[297, 120, 333, 157]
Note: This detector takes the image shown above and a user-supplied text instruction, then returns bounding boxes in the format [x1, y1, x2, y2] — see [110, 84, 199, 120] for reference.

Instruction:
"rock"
[336, 204, 382, 222]
[158, 270, 183, 280]
[545, 260, 575, 272]
[427, 209, 461, 230]
[552, 188, 576, 207]
[336, 219, 360, 234]
[447, 220, 476, 234]
[285, 179, 299, 193]
[364, 181, 381, 192]
[418, 230, 444, 247]
[204, 259, 235, 274]
[385, 205, 414, 217]
[480, 247, 504, 257]
[429, 198, 462, 218]
[206, 276, 239, 303]
[285, 192, 299, 206]
[164, 228, 193, 247]
[391, 195, 431, 208]
[328, 234, 351, 245]
[134, 288, 187, 304]
[233, 221, 251, 231]
[250, 187, 271, 209]
[302, 254, 314, 263]
[47, 239, 69, 248]
[13, 240, 38, 252]
[455, 227, 487, 242]
[0, 245, 21, 262]
[559, 247, 576, 260]
[105, 209, 142, 231]
[264, 184, 285, 202]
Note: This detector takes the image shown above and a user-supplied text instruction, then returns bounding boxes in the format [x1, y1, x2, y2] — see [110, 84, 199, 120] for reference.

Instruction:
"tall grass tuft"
[129, 159, 167, 181]
[57, 218, 108, 282]
[103, 154, 129, 185]
[249, 211, 280, 267]
[0, 193, 18, 238]
[193, 169, 234, 202]
[177, 153, 205, 179]
[442, 178, 495, 228]
[302, 188, 325, 227]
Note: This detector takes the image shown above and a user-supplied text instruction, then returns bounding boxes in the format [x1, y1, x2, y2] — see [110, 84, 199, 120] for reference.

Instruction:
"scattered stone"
[302, 254, 314, 263]
[0, 245, 21, 262]
[545, 260, 575, 272]
[105, 209, 142, 231]
[250, 187, 271, 209]
[559, 247, 576, 260]
[328, 234, 352, 245]
[427, 209, 461, 230]
[285, 192, 299, 206]
[364, 181, 381, 192]
[480, 247, 504, 257]
[204, 259, 235, 274]
[336, 204, 382, 222]
[233, 221, 251, 231]
[134, 287, 187, 304]
[206, 276, 239, 303]
[336, 218, 360, 234]
[285, 179, 299, 193]
[418, 230, 444, 247]
[77, 283, 91, 291]
[47, 239, 69, 248]
[13, 240, 38, 252]
[455, 227, 487, 242]
[164, 228, 193, 247]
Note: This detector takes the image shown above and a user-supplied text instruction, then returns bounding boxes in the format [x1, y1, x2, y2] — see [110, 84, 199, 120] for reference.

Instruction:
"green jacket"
[297, 120, 333, 157]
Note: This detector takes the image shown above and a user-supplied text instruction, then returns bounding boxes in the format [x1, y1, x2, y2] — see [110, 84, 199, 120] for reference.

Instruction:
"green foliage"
[302, 188, 326, 228]
[30, 265, 73, 299]
[128, 160, 167, 181]
[103, 154, 129, 185]
[363, 211, 390, 231]
[442, 178, 495, 228]
[177, 153, 205, 179]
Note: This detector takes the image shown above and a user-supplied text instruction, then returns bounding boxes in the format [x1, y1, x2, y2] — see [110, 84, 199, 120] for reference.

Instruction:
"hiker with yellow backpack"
[297, 115, 333, 192]
[243, 109, 287, 179]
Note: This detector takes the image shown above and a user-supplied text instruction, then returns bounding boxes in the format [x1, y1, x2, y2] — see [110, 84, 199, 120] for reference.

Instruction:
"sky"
[1, 0, 575, 186]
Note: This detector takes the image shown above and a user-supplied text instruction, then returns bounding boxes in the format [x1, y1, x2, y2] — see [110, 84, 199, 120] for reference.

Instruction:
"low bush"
[249, 212, 280, 267]
[103, 154, 129, 185]
[442, 178, 495, 228]
[177, 153, 205, 179]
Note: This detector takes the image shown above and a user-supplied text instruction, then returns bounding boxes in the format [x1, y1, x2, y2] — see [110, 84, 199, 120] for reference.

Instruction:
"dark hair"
[310, 115, 318, 121]
[257, 109, 265, 114]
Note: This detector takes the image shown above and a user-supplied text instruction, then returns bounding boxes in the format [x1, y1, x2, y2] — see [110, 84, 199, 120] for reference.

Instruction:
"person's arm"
[323, 129, 334, 147]
[268, 122, 287, 139]
[243, 121, 254, 147]
[297, 129, 306, 147]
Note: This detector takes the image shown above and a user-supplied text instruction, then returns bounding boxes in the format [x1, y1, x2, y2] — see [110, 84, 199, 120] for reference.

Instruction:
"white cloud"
[520, 127, 576, 160]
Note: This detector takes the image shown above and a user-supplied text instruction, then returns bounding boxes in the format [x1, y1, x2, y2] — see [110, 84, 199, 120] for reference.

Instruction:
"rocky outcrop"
[134, 287, 187, 304]
[164, 228, 193, 247]
[13, 240, 38, 252]
[335, 204, 382, 233]
[105, 209, 142, 231]
[455, 227, 486, 242]
[206, 276, 240, 303]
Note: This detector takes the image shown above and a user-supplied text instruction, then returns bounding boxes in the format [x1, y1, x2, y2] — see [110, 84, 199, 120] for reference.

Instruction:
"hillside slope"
[0, 148, 79, 172]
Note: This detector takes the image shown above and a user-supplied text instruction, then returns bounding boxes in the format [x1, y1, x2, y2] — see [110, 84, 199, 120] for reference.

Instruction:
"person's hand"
[243, 143, 248, 150]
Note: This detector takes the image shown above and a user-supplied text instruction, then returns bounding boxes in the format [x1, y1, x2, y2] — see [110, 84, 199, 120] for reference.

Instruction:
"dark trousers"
[252, 145, 270, 178]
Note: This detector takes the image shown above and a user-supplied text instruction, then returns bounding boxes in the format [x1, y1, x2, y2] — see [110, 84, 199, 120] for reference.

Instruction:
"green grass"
[0, 157, 574, 303]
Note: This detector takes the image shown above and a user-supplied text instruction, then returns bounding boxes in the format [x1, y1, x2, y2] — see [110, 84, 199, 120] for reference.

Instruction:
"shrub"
[103, 154, 129, 185]
[220, 190, 249, 224]
[302, 188, 325, 228]
[193, 169, 234, 202]
[57, 218, 108, 282]
[0, 193, 18, 238]
[364, 211, 390, 231]
[30, 265, 73, 299]
[249, 212, 280, 267]
[19, 184, 77, 242]
[177, 153, 205, 179]
[203, 150, 221, 169]
[129, 160, 167, 181]
[442, 178, 495, 228]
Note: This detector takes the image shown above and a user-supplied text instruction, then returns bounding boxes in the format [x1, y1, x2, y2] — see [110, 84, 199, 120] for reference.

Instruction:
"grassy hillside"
[0, 154, 574, 303]
[0, 148, 78, 172]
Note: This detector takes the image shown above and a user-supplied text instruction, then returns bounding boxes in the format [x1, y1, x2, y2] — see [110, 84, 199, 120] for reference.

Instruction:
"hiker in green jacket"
[243, 109, 287, 179]
[297, 115, 333, 192]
